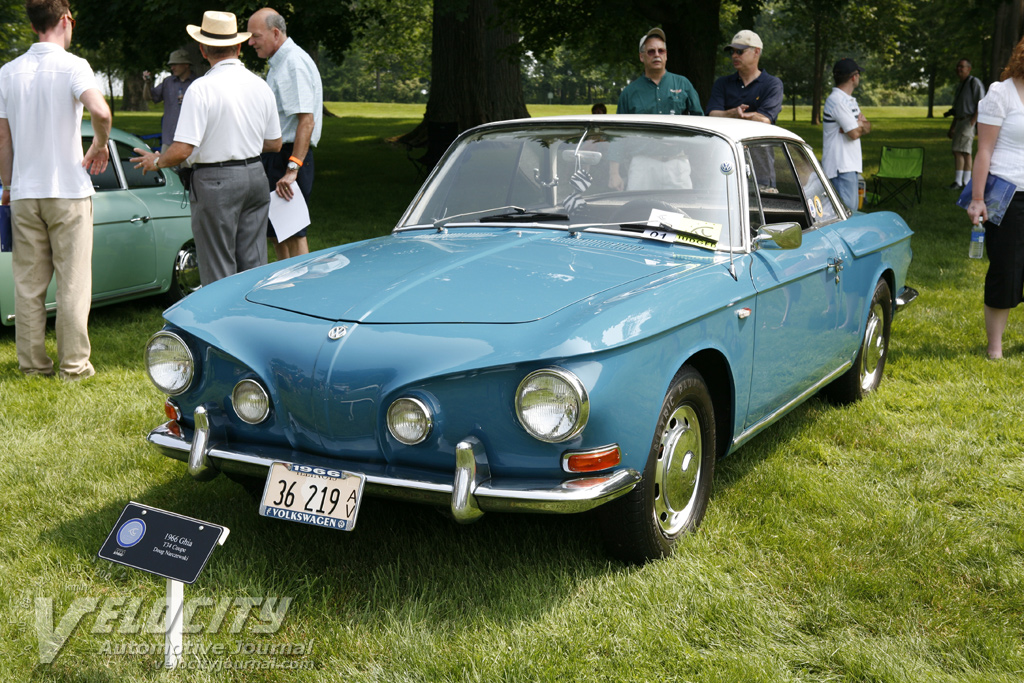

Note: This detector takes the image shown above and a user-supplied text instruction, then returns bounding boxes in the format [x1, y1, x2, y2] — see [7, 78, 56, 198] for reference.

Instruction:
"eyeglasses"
[645, 48, 666, 56]
[66, 13, 76, 29]
[729, 48, 748, 56]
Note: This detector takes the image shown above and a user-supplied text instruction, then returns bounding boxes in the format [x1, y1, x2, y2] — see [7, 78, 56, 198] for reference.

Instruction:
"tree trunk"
[121, 72, 149, 111]
[639, 0, 722, 105]
[926, 61, 937, 118]
[484, 2, 529, 121]
[810, 20, 824, 125]
[991, 0, 1024, 81]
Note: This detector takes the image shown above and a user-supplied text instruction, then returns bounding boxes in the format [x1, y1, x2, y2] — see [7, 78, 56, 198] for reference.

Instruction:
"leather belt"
[194, 156, 261, 169]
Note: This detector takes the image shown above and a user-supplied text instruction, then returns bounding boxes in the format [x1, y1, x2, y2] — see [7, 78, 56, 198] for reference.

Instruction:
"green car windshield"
[400, 124, 743, 250]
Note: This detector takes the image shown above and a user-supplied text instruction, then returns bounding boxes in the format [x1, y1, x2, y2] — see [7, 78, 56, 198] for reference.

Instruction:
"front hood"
[245, 230, 697, 324]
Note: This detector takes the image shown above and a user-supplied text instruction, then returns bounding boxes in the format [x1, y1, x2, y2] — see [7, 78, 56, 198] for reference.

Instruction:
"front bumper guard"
[148, 418, 640, 523]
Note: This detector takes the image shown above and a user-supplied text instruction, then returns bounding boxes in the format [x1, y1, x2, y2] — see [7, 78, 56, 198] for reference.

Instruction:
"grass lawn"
[1, 104, 1022, 682]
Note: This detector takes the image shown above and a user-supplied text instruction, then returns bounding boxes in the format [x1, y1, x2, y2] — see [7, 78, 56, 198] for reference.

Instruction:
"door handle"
[130, 215, 151, 224]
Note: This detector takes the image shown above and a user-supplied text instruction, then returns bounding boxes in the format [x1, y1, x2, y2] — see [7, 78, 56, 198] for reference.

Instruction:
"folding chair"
[868, 146, 924, 209]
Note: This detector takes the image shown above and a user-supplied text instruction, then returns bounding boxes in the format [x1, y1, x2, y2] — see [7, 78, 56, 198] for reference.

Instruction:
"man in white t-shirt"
[0, 0, 112, 381]
[823, 58, 871, 212]
[132, 11, 282, 286]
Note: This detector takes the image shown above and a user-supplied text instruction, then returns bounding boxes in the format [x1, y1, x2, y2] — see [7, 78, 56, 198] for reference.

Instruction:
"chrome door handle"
[130, 215, 151, 224]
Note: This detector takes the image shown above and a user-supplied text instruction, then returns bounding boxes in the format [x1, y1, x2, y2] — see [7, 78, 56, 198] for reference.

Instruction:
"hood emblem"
[328, 325, 348, 340]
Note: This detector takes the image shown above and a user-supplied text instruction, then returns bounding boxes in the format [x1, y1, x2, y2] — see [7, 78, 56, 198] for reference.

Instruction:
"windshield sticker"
[645, 209, 722, 249]
[813, 195, 824, 217]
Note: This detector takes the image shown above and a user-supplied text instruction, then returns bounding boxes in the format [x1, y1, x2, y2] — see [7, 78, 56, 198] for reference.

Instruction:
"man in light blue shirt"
[248, 8, 323, 260]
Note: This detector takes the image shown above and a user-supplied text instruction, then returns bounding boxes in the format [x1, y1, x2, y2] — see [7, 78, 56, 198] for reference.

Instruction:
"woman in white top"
[967, 39, 1024, 359]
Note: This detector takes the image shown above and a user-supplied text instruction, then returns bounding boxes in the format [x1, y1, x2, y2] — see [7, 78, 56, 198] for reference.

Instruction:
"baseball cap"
[833, 58, 862, 78]
[724, 30, 763, 52]
[639, 28, 666, 52]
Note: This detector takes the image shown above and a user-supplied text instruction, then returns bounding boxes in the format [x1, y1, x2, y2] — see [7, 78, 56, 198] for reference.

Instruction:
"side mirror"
[754, 222, 802, 250]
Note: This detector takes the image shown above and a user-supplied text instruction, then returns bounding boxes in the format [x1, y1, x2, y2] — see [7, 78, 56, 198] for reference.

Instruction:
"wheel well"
[681, 349, 733, 460]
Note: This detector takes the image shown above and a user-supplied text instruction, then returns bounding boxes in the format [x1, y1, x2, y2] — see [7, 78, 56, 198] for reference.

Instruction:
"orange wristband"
[288, 155, 303, 167]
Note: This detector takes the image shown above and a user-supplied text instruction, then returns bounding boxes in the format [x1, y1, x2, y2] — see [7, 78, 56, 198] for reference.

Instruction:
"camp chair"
[868, 146, 924, 209]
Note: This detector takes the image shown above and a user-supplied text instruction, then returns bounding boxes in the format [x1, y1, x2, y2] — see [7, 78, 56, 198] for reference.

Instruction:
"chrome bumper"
[147, 417, 641, 523]
[895, 286, 918, 312]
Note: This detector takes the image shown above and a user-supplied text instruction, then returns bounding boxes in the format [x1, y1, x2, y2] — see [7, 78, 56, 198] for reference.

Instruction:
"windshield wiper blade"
[480, 208, 569, 222]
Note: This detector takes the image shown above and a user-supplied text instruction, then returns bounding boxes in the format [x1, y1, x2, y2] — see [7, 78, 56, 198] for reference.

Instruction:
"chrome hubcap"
[859, 302, 886, 391]
[653, 404, 702, 535]
[175, 245, 202, 296]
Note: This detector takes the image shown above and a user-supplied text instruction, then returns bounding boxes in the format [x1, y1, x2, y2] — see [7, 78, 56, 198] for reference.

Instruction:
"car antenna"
[721, 162, 738, 281]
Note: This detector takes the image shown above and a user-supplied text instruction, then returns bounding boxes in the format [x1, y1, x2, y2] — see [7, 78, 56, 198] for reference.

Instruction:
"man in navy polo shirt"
[706, 30, 783, 124]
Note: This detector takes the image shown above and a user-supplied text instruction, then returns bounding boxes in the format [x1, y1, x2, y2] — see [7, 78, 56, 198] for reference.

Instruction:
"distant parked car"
[0, 123, 199, 326]
[145, 115, 916, 563]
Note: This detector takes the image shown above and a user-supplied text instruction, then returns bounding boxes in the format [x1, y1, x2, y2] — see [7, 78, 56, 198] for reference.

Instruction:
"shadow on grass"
[44, 469, 614, 634]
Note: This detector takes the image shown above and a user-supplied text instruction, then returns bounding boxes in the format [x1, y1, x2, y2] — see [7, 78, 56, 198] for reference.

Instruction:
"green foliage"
[1, 105, 1023, 682]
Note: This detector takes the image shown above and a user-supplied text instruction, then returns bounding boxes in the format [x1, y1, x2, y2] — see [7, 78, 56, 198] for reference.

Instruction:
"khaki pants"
[11, 197, 94, 379]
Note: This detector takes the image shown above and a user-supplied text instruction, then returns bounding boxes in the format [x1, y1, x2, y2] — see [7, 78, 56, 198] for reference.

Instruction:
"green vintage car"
[0, 123, 199, 326]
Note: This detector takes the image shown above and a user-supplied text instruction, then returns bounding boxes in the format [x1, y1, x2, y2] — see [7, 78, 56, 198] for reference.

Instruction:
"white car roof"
[482, 114, 804, 145]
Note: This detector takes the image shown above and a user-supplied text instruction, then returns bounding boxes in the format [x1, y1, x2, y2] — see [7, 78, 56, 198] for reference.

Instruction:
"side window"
[745, 142, 809, 230]
[787, 142, 840, 225]
[117, 141, 165, 190]
[745, 147, 764, 232]
[83, 138, 120, 191]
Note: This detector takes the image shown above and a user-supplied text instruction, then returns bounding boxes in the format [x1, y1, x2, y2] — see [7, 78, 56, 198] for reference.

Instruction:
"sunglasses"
[729, 47, 748, 56]
[66, 13, 76, 29]
[645, 48, 666, 56]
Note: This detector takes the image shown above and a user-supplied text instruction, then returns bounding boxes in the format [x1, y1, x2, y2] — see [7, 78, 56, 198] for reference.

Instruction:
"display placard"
[98, 502, 228, 584]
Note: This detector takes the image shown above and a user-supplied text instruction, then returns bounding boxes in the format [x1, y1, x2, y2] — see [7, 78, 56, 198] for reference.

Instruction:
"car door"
[84, 137, 160, 296]
[744, 140, 848, 428]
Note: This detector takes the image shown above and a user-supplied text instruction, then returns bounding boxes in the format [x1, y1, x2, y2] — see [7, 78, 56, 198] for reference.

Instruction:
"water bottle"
[969, 221, 985, 259]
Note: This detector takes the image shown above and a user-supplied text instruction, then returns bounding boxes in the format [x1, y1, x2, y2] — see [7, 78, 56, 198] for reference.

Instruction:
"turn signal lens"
[563, 445, 621, 473]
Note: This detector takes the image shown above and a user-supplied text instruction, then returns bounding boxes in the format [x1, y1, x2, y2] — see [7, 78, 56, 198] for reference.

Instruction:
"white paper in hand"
[268, 182, 310, 241]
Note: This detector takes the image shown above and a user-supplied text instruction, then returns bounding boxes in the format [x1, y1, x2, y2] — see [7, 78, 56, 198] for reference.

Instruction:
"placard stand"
[166, 578, 184, 669]
[97, 502, 229, 670]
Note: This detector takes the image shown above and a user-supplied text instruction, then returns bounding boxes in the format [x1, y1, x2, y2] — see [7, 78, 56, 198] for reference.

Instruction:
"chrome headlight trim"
[144, 331, 194, 396]
[387, 397, 434, 445]
[515, 367, 590, 443]
[232, 379, 270, 424]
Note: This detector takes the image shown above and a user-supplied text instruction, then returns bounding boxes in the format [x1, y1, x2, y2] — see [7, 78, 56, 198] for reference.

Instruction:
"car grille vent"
[553, 237, 645, 252]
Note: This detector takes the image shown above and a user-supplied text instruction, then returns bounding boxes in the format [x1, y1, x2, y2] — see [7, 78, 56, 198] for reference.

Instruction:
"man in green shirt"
[616, 28, 703, 116]
[611, 28, 702, 191]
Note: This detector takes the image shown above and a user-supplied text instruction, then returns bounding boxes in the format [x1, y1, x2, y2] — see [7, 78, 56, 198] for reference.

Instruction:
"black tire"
[601, 366, 716, 564]
[823, 278, 892, 405]
[162, 241, 202, 305]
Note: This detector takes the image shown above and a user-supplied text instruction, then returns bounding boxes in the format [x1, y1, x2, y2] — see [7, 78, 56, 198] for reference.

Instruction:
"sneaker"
[947, 182, 964, 190]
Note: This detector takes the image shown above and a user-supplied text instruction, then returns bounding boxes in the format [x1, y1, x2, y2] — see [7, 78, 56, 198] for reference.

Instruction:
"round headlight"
[232, 379, 270, 424]
[387, 397, 433, 445]
[516, 368, 589, 443]
[145, 331, 194, 395]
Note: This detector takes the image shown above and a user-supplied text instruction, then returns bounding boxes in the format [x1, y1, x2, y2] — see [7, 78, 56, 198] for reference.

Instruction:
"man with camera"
[945, 59, 985, 190]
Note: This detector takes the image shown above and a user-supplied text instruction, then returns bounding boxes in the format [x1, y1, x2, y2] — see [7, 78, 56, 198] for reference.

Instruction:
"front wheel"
[162, 241, 202, 305]
[600, 366, 716, 564]
[823, 277, 892, 404]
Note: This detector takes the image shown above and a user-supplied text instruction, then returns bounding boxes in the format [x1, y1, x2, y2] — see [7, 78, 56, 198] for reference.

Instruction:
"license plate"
[259, 462, 365, 531]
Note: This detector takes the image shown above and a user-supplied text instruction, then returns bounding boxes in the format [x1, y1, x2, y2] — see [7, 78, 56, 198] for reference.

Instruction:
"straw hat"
[186, 11, 250, 47]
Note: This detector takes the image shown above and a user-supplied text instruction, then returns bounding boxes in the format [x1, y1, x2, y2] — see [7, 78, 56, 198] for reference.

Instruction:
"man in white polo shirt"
[0, 0, 112, 381]
[132, 11, 282, 285]
[823, 58, 871, 211]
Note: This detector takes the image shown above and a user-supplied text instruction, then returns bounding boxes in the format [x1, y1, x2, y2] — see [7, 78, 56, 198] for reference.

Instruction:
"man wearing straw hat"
[132, 11, 282, 286]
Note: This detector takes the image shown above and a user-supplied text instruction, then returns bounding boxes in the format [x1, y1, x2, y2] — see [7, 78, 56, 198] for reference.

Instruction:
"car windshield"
[399, 123, 744, 250]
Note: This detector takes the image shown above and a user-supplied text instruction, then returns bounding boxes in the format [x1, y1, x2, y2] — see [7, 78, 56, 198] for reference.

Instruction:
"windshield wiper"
[480, 207, 569, 222]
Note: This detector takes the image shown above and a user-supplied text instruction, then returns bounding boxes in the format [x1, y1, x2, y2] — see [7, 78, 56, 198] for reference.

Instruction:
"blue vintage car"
[145, 116, 916, 563]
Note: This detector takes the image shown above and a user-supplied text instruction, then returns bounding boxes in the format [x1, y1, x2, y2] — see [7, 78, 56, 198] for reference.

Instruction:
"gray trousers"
[190, 162, 270, 285]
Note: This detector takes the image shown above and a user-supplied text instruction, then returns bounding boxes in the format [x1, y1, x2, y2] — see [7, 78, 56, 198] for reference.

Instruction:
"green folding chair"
[868, 146, 924, 210]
